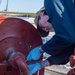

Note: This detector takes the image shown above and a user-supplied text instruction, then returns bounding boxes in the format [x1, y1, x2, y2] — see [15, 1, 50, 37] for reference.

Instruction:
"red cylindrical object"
[0, 16, 43, 75]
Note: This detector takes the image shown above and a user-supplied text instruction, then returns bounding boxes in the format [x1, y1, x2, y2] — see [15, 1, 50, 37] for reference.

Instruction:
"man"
[34, 8, 53, 37]
[27, 0, 75, 74]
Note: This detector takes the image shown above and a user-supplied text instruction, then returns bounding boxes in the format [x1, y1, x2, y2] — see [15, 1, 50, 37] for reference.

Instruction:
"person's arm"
[42, 35, 74, 65]
[41, 35, 72, 56]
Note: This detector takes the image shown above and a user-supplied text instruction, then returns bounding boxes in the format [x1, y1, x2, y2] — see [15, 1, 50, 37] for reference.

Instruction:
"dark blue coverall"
[41, 0, 75, 65]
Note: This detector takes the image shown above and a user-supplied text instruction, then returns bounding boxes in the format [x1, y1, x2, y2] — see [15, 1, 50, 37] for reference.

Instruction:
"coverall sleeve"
[41, 35, 73, 56]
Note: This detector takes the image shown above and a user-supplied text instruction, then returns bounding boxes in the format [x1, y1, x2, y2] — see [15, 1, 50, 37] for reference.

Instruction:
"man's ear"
[39, 12, 44, 17]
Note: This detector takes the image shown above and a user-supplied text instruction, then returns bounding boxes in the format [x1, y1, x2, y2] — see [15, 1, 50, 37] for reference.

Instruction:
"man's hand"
[28, 62, 41, 75]
[27, 47, 42, 61]
[28, 60, 50, 75]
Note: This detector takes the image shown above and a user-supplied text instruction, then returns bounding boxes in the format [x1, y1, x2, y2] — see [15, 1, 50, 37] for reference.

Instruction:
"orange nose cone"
[0, 16, 8, 24]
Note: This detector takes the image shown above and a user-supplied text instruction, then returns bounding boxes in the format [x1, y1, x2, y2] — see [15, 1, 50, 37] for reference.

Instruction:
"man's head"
[34, 9, 52, 37]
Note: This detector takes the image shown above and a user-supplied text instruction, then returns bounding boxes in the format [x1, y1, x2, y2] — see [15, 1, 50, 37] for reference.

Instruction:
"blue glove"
[28, 62, 41, 75]
[27, 47, 42, 61]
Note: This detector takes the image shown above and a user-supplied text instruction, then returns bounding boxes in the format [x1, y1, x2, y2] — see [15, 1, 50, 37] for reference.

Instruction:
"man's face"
[39, 12, 52, 32]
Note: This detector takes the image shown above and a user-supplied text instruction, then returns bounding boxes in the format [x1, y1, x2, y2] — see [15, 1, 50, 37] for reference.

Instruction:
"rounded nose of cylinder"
[9, 52, 29, 75]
